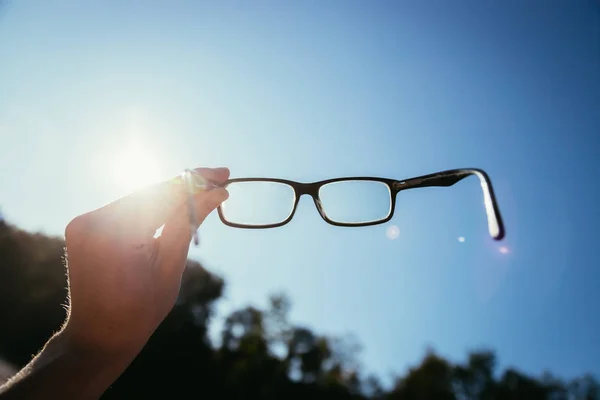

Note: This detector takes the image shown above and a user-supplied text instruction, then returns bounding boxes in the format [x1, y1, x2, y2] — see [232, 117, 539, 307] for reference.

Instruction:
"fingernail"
[194, 167, 228, 174]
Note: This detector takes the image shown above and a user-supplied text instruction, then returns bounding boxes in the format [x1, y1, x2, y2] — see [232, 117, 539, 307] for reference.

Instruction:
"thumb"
[193, 187, 230, 227]
[157, 187, 229, 274]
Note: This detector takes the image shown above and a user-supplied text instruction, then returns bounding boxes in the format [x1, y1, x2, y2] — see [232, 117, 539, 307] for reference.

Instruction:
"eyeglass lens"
[220, 180, 392, 227]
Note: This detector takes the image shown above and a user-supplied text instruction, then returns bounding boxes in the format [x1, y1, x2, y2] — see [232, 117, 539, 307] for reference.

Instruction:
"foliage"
[0, 219, 598, 399]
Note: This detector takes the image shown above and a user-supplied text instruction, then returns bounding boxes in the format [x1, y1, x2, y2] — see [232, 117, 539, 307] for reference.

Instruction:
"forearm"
[0, 330, 135, 400]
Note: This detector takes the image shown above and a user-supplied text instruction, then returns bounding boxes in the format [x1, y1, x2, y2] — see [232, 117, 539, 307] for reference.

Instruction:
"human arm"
[0, 167, 230, 400]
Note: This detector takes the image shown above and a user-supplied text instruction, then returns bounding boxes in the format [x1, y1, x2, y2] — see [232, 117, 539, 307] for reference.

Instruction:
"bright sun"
[112, 136, 163, 193]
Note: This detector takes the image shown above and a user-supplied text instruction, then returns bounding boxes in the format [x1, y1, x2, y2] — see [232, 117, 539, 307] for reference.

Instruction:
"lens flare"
[499, 246, 509, 254]
[386, 225, 400, 240]
[458, 236, 466, 243]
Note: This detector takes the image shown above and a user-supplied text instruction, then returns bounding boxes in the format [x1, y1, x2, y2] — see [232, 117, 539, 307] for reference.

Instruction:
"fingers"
[158, 186, 229, 275]
[193, 167, 230, 185]
[90, 167, 230, 242]
[90, 181, 185, 241]
[157, 165, 230, 271]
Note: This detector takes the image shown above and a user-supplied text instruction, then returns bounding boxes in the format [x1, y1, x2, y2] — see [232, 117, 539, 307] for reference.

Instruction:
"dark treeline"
[0, 218, 598, 399]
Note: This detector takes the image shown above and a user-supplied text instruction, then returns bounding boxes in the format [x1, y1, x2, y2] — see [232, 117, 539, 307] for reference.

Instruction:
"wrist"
[47, 329, 138, 398]
[55, 326, 140, 371]
[59, 315, 148, 361]
[0, 330, 139, 400]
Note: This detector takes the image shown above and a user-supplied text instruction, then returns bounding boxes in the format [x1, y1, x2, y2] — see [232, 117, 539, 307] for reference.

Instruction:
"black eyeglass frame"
[213, 168, 505, 240]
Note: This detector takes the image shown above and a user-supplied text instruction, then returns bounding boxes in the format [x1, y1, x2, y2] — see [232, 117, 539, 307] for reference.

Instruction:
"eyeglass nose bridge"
[294, 183, 328, 220]
[294, 182, 320, 198]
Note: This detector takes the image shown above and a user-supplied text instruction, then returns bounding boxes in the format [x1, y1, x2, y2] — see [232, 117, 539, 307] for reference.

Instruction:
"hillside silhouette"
[0, 218, 598, 399]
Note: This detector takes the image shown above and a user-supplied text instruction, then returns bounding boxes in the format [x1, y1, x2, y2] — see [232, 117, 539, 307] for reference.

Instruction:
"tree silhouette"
[453, 350, 497, 400]
[1, 219, 598, 399]
[389, 350, 455, 400]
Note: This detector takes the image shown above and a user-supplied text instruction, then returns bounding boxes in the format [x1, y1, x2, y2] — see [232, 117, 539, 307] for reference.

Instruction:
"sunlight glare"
[111, 118, 163, 193]
[458, 236, 466, 243]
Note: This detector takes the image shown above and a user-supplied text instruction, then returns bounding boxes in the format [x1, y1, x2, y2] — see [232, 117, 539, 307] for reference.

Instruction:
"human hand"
[61, 167, 229, 358]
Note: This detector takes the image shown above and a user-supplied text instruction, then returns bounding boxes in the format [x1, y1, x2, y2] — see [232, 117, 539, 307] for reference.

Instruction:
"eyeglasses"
[207, 168, 505, 241]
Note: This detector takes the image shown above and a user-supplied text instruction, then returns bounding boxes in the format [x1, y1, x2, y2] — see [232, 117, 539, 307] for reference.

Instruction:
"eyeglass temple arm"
[394, 169, 505, 240]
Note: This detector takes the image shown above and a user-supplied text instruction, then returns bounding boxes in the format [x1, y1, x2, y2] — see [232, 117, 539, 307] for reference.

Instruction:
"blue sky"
[1, 0, 599, 383]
